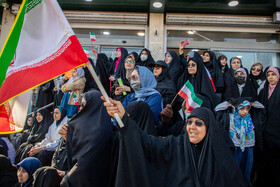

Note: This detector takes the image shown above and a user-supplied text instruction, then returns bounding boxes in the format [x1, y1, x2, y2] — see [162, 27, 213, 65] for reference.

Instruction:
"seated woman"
[15, 157, 42, 187]
[110, 55, 135, 102]
[28, 106, 67, 166]
[223, 68, 257, 101]
[15, 109, 53, 164]
[122, 66, 162, 124]
[102, 97, 247, 186]
[61, 68, 86, 118]
[14, 114, 34, 150]
[149, 60, 176, 108]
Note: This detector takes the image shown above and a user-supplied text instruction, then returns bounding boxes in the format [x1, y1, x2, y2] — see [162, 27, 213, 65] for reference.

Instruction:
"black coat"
[115, 107, 247, 187]
[155, 65, 176, 108]
[177, 57, 219, 111]
[96, 53, 111, 95]
[61, 90, 113, 187]
[166, 51, 183, 83]
[36, 81, 55, 112]
[203, 51, 224, 93]
[110, 47, 128, 77]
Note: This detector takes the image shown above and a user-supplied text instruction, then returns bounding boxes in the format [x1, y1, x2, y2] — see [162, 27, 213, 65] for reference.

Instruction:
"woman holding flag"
[177, 56, 219, 111]
[102, 97, 247, 187]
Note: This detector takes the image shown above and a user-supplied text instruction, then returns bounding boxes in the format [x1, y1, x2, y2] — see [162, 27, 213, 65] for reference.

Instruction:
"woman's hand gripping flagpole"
[86, 62, 124, 128]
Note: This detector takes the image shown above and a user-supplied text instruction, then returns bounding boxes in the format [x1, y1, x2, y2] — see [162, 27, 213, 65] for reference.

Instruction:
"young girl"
[215, 98, 265, 185]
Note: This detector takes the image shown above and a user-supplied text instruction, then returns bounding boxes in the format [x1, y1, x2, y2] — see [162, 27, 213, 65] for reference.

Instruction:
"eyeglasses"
[153, 66, 161, 70]
[128, 75, 139, 82]
[251, 67, 261, 72]
[187, 63, 196, 68]
[186, 119, 204, 127]
[125, 60, 134, 64]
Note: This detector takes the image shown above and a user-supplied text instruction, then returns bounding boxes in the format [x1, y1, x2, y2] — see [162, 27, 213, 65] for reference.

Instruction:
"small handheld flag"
[178, 80, 203, 111]
[83, 48, 89, 58]
[90, 32, 96, 42]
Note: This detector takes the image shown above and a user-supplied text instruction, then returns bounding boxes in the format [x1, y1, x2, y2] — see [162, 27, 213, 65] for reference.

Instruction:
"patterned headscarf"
[233, 100, 254, 152]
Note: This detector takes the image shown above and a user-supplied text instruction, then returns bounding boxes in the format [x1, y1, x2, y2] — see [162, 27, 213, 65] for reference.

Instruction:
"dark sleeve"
[41, 81, 55, 93]
[119, 114, 174, 162]
[179, 54, 187, 71]
[215, 67, 224, 92]
[157, 120, 185, 137]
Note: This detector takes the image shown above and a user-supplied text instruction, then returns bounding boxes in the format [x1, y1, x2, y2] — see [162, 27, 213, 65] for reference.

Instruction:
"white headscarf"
[68, 67, 85, 83]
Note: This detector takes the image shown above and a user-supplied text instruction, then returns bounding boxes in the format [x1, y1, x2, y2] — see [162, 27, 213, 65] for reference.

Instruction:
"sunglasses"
[251, 67, 261, 72]
[125, 60, 134, 64]
[187, 63, 196, 68]
[186, 119, 204, 127]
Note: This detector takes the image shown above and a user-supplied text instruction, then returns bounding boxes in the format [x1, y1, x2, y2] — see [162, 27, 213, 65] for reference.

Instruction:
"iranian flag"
[90, 32, 96, 41]
[178, 80, 203, 111]
[83, 48, 89, 58]
[0, 0, 88, 133]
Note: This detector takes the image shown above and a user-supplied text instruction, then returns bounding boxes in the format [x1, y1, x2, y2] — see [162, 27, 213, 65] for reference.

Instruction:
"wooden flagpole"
[86, 62, 124, 128]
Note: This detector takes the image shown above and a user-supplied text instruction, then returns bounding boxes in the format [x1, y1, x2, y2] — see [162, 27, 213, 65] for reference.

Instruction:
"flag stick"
[86, 62, 124, 128]
[170, 92, 179, 106]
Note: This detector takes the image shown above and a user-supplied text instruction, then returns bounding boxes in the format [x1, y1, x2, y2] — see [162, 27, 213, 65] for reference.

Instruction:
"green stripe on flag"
[185, 81, 203, 105]
[26, 0, 42, 14]
[0, 0, 28, 88]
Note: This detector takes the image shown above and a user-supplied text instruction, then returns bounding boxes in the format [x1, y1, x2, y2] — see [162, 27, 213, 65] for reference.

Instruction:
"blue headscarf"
[135, 66, 160, 101]
[233, 100, 254, 152]
[17, 157, 42, 187]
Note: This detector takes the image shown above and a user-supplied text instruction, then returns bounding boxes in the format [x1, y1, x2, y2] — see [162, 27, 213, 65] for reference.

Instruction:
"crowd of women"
[0, 41, 279, 187]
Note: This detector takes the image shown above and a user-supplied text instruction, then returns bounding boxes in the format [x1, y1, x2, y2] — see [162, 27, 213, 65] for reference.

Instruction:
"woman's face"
[187, 60, 197, 75]
[36, 112, 43, 123]
[203, 52, 210, 63]
[251, 65, 262, 76]
[53, 108, 61, 121]
[153, 65, 163, 77]
[186, 117, 207, 144]
[231, 58, 241, 71]
[220, 58, 227, 66]
[124, 57, 135, 70]
[165, 53, 172, 64]
[72, 69, 78, 78]
[129, 70, 141, 84]
[17, 167, 29, 184]
[267, 71, 278, 85]
[27, 117, 33, 127]
[116, 48, 121, 58]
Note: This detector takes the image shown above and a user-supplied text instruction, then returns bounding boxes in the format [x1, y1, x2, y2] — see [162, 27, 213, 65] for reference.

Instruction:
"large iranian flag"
[0, 0, 88, 133]
[178, 80, 203, 111]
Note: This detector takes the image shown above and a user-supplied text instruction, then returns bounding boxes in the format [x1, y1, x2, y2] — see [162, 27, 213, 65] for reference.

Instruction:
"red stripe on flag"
[0, 35, 88, 105]
[0, 103, 15, 133]
[178, 90, 195, 111]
